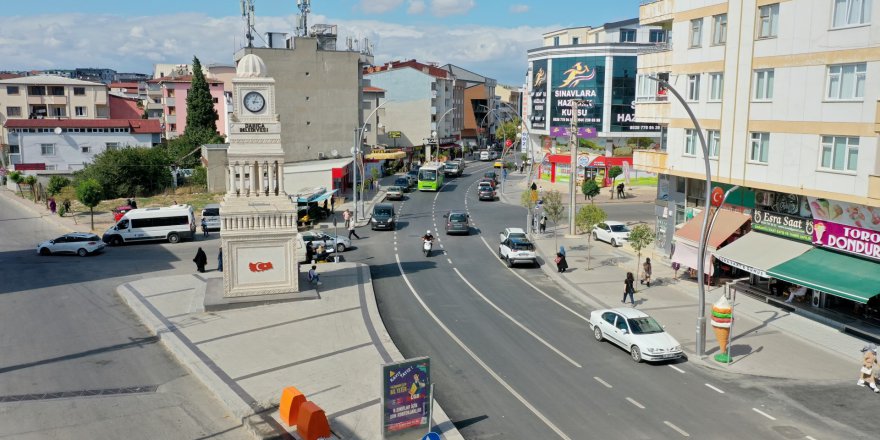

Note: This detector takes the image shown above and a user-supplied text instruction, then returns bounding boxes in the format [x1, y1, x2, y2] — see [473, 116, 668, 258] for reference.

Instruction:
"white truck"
[498, 227, 538, 267]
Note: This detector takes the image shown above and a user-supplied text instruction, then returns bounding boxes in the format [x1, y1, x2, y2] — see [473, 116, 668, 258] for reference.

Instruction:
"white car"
[589, 308, 683, 363]
[498, 234, 538, 267]
[37, 232, 106, 257]
[300, 231, 351, 253]
[592, 221, 631, 247]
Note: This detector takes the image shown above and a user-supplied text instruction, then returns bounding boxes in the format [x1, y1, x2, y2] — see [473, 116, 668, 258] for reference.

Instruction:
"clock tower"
[218, 54, 301, 298]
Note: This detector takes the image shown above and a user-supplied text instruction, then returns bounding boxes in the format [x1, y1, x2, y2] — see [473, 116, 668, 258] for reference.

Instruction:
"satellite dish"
[331, 149, 339, 158]
[54, 127, 63, 135]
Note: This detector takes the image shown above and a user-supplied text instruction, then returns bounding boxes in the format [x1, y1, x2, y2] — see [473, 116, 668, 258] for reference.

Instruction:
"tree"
[190, 166, 208, 191]
[23, 175, 37, 203]
[47, 175, 70, 197]
[76, 178, 103, 231]
[575, 204, 607, 270]
[495, 118, 521, 145]
[542, 190, 565, 248]
[8, 171, 23, 196]
[628, 223, 656, 283]
[581, 179, 600, 202]
[520, 184, 538, 232]
[608, 166, 623, 185]
[185, 56, 219, 136]
[162, 126, 224, 170]
[75, 146, 173, 199]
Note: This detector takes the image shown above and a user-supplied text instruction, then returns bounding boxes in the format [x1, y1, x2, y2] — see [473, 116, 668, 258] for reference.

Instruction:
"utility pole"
[568, 100, 582, 235]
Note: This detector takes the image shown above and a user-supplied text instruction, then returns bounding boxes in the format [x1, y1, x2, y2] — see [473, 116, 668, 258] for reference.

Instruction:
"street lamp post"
[354, 100, 392, 221]
[649, 76, 713, 357]
[568, 99, 590, 235]
[428, 107, 456, 163]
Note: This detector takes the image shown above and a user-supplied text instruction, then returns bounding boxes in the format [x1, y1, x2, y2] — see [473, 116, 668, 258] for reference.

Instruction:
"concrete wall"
[284, 170, 330, 196]
[367, 68, 433, 147]
[15, 132, 156, 170]
[202, 144, 229, 193]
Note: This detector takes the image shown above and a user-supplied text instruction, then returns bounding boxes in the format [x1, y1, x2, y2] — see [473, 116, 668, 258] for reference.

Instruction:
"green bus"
[417, 162, 445, 191]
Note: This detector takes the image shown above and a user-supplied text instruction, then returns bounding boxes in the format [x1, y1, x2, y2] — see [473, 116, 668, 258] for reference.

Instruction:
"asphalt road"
[0, 195, 245, 439]
[350, 164, 852, 440]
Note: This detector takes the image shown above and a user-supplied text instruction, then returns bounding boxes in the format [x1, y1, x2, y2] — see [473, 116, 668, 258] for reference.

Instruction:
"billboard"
[382, 357, 431, 435]
[529, 59, 548, 130]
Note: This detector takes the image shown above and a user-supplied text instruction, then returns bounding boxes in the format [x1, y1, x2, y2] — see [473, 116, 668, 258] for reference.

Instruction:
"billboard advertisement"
[382, 357, 431, 435]
[549, 56, 605, 132]
[529, 59, 548, 130]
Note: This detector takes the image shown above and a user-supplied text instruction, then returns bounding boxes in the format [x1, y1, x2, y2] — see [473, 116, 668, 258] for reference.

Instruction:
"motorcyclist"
[422, 230, 434, 255]
[422, 230, 434, 243]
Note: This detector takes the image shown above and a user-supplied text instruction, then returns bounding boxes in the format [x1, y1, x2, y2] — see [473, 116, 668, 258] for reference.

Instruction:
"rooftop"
[0, 75, 105, 86]
[4, 118, 162, 134]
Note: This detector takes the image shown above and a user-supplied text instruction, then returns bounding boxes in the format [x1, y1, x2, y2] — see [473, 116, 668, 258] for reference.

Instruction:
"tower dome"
[236, 54, 268, 78]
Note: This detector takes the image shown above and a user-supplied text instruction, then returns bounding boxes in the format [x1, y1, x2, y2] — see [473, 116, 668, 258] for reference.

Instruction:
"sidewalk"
[500, 175, 861, 382]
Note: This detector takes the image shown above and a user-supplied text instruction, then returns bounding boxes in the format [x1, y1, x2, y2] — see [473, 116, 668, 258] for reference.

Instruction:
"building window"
[684, 129, 697, 155]
[73, 87, 86, 96]
[6, 86, 19, 95]
[81, 146, 92, 154]
[832, 0, 872, 27]
[75, 106, 87, 117]
[708, 130, 720, 158]
[6, 106, 21, 117]
[690, 18, 703, 47]
[827, 63, 866, 100]
[553, 36, 560, 46]
[709, 73, 724, 101]
[649, 29, 667, 43]
[750, 132, 770, 163]
[28, 86, 46, 96]
[687, 74, 701, 101]
[45, 164, 57, 171]
[51, 107, 65, 117]
[820, 136, 859, 171]
[620, 29, 637, 42]
[169, 124, 177, 132]
[40, 143, 56, 156]
[49, 86, 64, 96]
[572, 37, 580, 45]
[212, 97, 219, 104]
[758, 4, 779, 38]
[754, 69, 775, 100]
[712, 14, 728, 45]
[105, 142, 120, 150]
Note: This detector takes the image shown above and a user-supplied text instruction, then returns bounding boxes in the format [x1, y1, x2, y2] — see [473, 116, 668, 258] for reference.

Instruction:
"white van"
[480, 150, 491, 161]
[102, 205, 196, 246]
[201, 204, 221, 231]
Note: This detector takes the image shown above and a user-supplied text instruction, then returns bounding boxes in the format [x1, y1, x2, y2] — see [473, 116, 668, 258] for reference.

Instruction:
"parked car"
[589, 308, 683, 363]
[386, 186, 405, 201]
[499, 227, 527, 243]
[37, 232, 106, 257]
[478, 183, 496, 201]
[394, 177, 411, 190]
[300, 231, 351, 253]
[201, 204, 221, 231]
[444, 210, 470, 235]
[498, 236, 538, 267]
[592, 221, 631, 247]
[112, 205, 133, 222]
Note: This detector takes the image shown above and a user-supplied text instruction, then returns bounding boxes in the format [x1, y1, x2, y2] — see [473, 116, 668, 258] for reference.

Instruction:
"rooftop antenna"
[241, 0, 256, 47]
[296, 0, 311, 37]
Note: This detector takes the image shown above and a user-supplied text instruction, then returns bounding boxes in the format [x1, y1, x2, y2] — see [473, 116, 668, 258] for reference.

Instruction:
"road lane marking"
[752, 408, 776, 420]
[664, 421, 690, 437]
[447, 258, 452, 264]
[393, 254, 573, 440]
[805, 436, 816, 440]
[626, 397, 645, 409]
[669, 365, 685, 374]
[593, 377, 612, 388]
[705, 383, 724, 394]
[478, 236, 590, 323]
[452, 268, 582, 368]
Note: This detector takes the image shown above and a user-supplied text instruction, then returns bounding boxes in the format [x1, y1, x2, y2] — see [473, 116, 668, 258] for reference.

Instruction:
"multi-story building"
[634, 0, 880, 323]
[361, 86, 386, 148]
[441, 64, 491, 149]
[525, 20, 662, 183]
[75, 68, 116, 84]
[148, 75, 226, 139]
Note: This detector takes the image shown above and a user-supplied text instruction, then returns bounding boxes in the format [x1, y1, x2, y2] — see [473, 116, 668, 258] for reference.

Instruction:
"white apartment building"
[634, 0, 880, 325]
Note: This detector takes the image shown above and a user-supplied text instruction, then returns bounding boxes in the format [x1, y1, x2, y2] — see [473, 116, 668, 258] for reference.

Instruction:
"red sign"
[711, 187, 724, 207]
[248, 261, 274, 272]
[505, 139, 513, 148]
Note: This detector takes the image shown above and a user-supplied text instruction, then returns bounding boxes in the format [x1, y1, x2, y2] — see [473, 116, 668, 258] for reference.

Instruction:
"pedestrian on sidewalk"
[348, 221, 361, 240]
[130, 197, 138, 209]
[785, 285, 808, 303]
[539, 216, 547, 233]
[201, 218, 209, 237]
[217, 247, 223, 272]
[555, 251, 568, 273]
[308, 265, 322, 286]
[622, 272, 635, 305]
[857, 344, 879, 392]
[330, 196, 335, 213]
[640, 258, 652, 287]
[343, 209, 352, 228]
[62, 199, 71, 215]
[617, 182, 626, 199]
[519, 163, 524, 173]
[305, 242, 314, 264]
[193, 247, 207, 273]
[49, 198, 57, 214]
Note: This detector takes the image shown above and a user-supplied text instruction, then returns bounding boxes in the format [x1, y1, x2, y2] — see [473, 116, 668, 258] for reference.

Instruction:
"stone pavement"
[499, 175, 863, 382]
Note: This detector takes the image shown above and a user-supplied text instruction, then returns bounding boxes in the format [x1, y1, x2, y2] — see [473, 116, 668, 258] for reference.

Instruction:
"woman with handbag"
[555, 252, 568, 273]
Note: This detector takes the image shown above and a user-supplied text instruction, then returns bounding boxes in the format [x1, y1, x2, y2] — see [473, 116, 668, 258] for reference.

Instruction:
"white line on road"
[452, 267, 582, 368]
[663, 421, 690, 437]
[805, 436, 816, 440]
[393, 254, 573, 440]
[669, 365, 686, 374]
[593, 377, 612, 388]
[447, 258, 452, 264]
[626, 397, 645, 409]
[752, 408, 776, 421]
[704, 383, 725, 394]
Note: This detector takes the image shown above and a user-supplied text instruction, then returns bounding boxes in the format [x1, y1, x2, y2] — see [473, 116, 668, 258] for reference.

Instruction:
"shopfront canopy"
[674, 209, 751, 251]
[767, 248, 880, 304]
[365, 151, 407, 160]
[671, 241, 714, 276]
[712, 232, 812, 278]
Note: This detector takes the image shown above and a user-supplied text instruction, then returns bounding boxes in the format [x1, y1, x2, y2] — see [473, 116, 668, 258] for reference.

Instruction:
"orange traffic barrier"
[296, 401, 331, 440]
[279, 386, 307, 427]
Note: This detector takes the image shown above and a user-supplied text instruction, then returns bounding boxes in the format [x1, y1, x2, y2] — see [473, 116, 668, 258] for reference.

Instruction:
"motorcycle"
[423, 239, 433, 257]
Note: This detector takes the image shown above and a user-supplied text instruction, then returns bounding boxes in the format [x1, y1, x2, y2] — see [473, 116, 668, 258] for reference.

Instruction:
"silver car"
[37, 233, 106, 257]
[300, 231, 352, 253]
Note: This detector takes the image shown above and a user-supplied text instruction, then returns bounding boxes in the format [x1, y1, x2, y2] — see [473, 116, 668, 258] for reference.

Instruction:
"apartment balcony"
[431, 90, 438, 99]
[165, 97, 176, 107]
[165, 115, 177, 124]
[640, 0, 674, 26]
[27, 95, 67, 105]
[145, 101, 163, 110]
[431, 106, 437, 115]
[633, 149, 668, 173]
[634, 99, 671, 125]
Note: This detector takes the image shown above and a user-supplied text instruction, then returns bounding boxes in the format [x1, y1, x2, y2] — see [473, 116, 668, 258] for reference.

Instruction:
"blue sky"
[0, 0, 644, 84]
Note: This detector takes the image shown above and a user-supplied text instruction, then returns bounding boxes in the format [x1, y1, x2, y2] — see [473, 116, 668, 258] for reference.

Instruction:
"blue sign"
[422, 433, 441, 440]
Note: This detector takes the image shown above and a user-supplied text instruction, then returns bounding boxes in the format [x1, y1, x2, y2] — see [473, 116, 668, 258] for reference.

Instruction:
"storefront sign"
[529, 59, 548, 130]
[807, 197, 880, 234]
[752, 210, 814, 242]
[549, 56, 604, 130]
[239, 123, 268, 133]
[382, 357, 431, 435]
[813, 221, 880, 261]
[714, 255, 767, 278]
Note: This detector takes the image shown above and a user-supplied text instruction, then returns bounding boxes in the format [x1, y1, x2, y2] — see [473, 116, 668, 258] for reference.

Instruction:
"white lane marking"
[477, 236, 590, 323]
[805, 436, 816, 440]
[393, 254, 573, 440]
[664, 421, 690, 437]
[452, 268, 582, 368]
[394, 247, 398, 252]
[752, 408, 776, 421]
[669, 365, 686, 374]
[593, 377, 612, 388]
[447, 258, 452, 264]
[704, 383, 725, 394]
[626, 397, 645, 409]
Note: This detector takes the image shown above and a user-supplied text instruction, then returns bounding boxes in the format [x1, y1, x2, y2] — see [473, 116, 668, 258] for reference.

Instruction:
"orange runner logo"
[249, 261, 274, 272]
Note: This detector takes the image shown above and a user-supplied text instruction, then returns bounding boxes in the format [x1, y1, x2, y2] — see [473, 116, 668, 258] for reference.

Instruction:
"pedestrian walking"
[857, 344, 879, 392]
[62, 199, 71, 214]
[130, 198, 137, 209]
[343, 209, 352, 228]
[193, 247, 208, 273]
[617, 183, 626, 199]
[217, 247, 223, 272]
[323, 199, 329, 213]
[539, 215, 547, 233]
[308, 265, 322, 286]
[330, 196, 335, 213]
[622, 272, 635, 305]
[305, 242, 315, 264]
[201, 218, 209, 237]
[555, 252, 568, 273]
[348, 221, 361, 240]
[519, 163, 524, 173]
[640, 257, 652, 287]
[49, 198, 57, 214]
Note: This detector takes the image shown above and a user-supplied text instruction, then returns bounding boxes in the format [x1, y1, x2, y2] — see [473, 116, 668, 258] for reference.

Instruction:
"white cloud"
[509, 4, 529, 13]
[360, 0, 404, 14]
[407, 0, 426, 14]
[430, 0, 475, 18]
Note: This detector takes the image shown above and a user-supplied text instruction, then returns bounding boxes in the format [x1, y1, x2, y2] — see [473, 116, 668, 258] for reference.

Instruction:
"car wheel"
[611, 239, 618, 247]
[111, 236, 123, 246]
[77, 248, 88, 257]
[498, 249, 503, 259]
[630, 345, 643, 363]
[336, 243, 346, 253]
[167, 233, 180, 244]
[39, 247, 51, 256]
[592, 232, 598, 242]
[506, 257, 513, 268]
[594, 327, 603, 341]
[533, 259, 539, 268]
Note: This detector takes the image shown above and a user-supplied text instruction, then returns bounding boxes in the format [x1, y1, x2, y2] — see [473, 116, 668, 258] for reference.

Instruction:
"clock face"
[243, 91, 265, 113]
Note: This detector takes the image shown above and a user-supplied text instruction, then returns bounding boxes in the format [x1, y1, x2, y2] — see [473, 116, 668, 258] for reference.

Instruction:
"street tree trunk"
[90, 207, 94, 231]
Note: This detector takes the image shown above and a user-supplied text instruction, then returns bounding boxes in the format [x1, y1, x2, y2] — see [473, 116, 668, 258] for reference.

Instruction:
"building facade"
[441, 64, 491, 149]
[149, 75, 226, 139]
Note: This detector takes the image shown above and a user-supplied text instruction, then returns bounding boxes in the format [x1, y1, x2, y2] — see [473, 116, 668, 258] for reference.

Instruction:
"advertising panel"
[807, 197, 880, 234]
[382, 357, 431, 435]
[813, 221, 880, 261]
[529, 59, 548, 130]
[751, 210, 814, 242]
[549, 56, 604, 132]
[607, 56, 658, 132]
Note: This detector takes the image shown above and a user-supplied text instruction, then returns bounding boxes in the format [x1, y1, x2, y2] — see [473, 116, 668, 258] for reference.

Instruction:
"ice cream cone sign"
[711, 295, 733, 363]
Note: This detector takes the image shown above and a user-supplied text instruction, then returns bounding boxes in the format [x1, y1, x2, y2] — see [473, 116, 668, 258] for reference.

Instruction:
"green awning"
[767, 248, 880, 304]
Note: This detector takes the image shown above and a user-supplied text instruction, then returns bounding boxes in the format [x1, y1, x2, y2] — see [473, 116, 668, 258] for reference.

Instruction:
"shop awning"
[671, 241, 715, 275]
[767, 248, 880, 304]
[674, 209, 750, 251]
[712, 232, 812, 278]
[365, 151, 406, 160]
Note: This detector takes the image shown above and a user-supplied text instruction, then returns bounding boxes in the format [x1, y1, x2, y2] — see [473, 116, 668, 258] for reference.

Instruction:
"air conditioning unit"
[811, 291, 823, 308]
[317, 152, 326, 160]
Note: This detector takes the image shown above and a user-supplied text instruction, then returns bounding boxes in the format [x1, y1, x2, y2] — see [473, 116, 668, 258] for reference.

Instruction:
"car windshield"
[479, 184, 492, 190]
[628, 317, 664, 335]
[395, 178, 408, 184]
[508, 233, 526, 240]
[610, 225, 629, 232]
[375, 208, 393, 216]
[388, 186, 402, 192]
[419, 170, 437, 180]
[449, 213, 467, 222]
